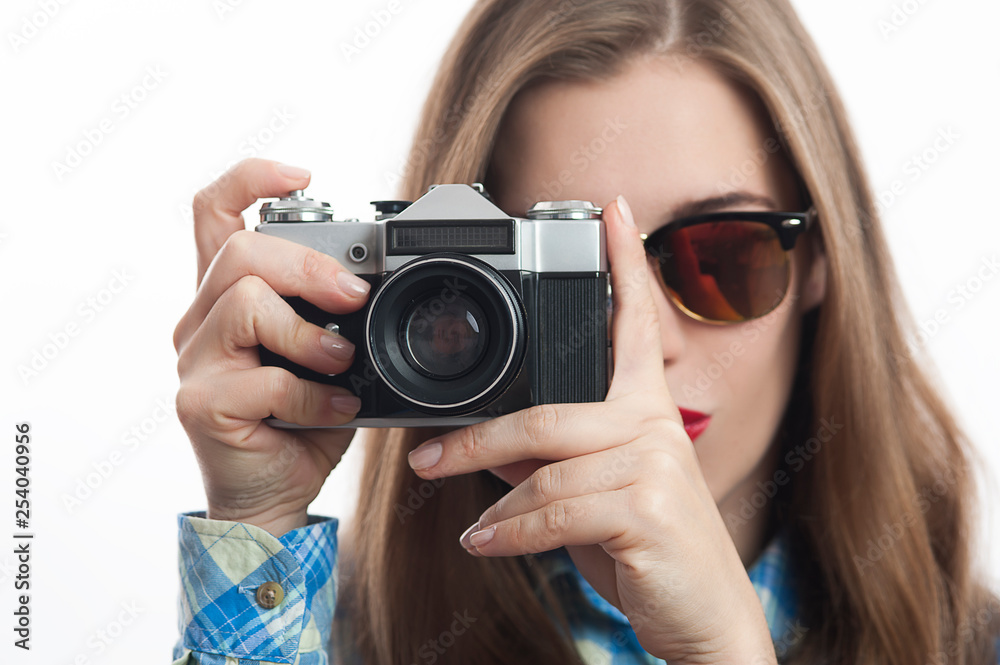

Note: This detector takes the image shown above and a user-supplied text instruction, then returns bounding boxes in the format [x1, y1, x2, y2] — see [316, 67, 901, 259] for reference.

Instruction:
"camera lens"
[402, 295, 487, 379]
[366, 254, 526, 414]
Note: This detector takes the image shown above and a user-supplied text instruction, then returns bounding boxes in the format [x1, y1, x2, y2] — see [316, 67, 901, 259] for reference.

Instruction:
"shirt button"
[256, 581, 284, 609]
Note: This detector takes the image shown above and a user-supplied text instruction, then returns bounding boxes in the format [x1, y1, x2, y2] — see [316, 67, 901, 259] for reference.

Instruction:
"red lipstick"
[678, 407, 711, 442]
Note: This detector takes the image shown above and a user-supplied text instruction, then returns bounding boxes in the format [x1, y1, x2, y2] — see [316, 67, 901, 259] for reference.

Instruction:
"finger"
[603, 195, 670, 395]
[178, 274, 357, 377]
[192, 158, 312, 286]
[461, 490, 631, 557]
[176, 367, 361, 439]
[407, 401, 647, 479]
[173, 231, 371, 354]
[485, 458, 547, 488]
[295, 426, 358, 476]
[242, 366, 360, 427]
[473, 444, 645, 536]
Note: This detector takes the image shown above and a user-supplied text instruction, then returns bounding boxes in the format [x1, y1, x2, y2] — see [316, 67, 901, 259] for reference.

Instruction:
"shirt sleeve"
[171, 510, 340, 665]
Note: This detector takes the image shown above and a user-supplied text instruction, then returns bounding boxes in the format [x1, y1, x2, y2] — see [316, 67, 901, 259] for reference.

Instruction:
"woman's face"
[488, 55, 825, 555]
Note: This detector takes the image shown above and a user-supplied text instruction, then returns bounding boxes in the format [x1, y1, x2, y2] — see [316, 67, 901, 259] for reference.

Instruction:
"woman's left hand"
[407, 196, 776, 665]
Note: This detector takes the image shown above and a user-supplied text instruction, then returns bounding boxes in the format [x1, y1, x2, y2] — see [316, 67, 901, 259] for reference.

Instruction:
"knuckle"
[528, 465, 560, 503]
[172, 316, 189, 355]
[298, 248, 329, 284]
[295, 380, 325, 420]
[631, 263, 650, 286]
[192, 187, 215, 217]
[227, 276, 269, 343]
[642, 441, 674, 470]
[282, 308, 311, 349]
[635, 300, 660, 331]
[229, 274, 268, 305]
[264, 367, 297, 404]
[455, 426, 486, 461]
[653, 418, 698, 461]
[202, 274, 276, 351]
[300, 248, 325, 280]
[175, 343, 196, 379]
[541, 501, 572, 538]
[521, 404, 560, 443]
[175, 382, 210, 428]
[220, 229, 255, 261]
[506, 517, 529, 550]
[662, 417, 688, 442]
[646, 444, 687, 486]
[641, 489, 672, 526]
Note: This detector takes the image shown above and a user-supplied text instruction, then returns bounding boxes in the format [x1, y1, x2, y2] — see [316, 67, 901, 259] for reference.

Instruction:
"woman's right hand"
[173, 158, 372, 537]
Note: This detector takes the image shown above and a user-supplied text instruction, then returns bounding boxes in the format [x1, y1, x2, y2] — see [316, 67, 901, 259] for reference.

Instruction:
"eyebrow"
[670, 191, 779, 220]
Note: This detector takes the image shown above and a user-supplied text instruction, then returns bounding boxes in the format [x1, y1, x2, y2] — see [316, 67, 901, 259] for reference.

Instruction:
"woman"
[171, 0, 1000, 663]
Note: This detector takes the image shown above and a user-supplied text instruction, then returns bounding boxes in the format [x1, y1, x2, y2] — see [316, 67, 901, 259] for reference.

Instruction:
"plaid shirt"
[172, 511, 808, 665]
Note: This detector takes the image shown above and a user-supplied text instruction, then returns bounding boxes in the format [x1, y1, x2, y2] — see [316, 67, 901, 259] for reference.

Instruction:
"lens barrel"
[365, 255, 526, 414]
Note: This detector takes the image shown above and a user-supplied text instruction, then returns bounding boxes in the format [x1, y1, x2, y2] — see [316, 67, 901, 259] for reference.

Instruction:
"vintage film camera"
[256, 183, 609, 427]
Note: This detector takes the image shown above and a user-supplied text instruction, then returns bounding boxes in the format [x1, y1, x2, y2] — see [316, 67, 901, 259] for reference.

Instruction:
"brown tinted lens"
[651, 221, 789, 322]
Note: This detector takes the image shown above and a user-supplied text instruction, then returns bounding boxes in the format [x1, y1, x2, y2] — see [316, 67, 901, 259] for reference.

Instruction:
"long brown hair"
[339, 1, 999, 663]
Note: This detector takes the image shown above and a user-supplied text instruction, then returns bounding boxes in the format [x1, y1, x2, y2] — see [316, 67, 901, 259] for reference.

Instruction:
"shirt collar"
[531, 527, 804, 655]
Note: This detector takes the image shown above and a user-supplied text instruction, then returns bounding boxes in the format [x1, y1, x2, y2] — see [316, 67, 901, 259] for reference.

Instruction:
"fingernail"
[408, 441, 442, 470]
[459, 521, 480, 549]
[330, 395, 361, 414]
[276, 163, 311, 180]
[469, 525, 496, 548]
[321, 332, 355, 361]
[337, 271, 371, 298]
[617, 195, 635, 228]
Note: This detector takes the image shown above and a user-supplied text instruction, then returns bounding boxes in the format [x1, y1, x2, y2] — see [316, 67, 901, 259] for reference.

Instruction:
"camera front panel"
[255, 184, 609, 427]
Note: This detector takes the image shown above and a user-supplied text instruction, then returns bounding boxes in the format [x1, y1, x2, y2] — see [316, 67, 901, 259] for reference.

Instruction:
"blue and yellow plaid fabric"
[528, 530, 804, 664]
[167, 512, 806, 664]
[172, 511, 337, 664]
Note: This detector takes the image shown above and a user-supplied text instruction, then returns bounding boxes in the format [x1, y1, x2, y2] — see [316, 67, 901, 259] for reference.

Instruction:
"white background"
[0, 0, 997, 662]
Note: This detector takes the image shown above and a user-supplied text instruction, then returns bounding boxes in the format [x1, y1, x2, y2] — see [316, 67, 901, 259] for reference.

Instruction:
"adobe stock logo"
[51, 65, 168, 181]
[877, 0, 931, 40]
[409, 610, 477, 665]
[340, 0, 405, 63]
[62, 398, 175, 514]
[7, 0, 71, 53]
[18, 269, 135, 384]
[862, 126, 960, 230]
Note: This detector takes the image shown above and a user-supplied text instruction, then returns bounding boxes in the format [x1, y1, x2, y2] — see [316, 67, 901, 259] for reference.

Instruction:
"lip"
[678, 407, 711, 442]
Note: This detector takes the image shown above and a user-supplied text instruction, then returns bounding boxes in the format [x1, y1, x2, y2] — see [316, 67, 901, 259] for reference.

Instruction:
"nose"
[645, 255, 687, 366]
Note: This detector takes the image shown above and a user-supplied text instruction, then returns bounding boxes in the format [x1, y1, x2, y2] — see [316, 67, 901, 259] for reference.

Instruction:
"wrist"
[713, 620, 777, 665]
[652, 612, 776, 665]
[206, 503, 309, 537]
[664, 642, 776, 665]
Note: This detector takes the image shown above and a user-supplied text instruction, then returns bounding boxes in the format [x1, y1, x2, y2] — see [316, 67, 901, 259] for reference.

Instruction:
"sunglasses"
[640, 208, 817, 324]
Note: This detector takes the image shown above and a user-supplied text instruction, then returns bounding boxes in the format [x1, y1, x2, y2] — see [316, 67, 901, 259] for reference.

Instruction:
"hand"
[173, 158, 371, 537]
[405, 196, 776, 663]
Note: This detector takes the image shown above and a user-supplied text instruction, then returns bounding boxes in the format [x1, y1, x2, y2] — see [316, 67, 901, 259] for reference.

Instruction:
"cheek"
[686, 310, 802, 499]
[724, 317, 798, 399]
[676, 314, 798, 409]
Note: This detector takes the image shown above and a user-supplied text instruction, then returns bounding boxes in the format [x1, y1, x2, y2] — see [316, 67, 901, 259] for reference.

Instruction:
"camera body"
[256, 183, 609, 427]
